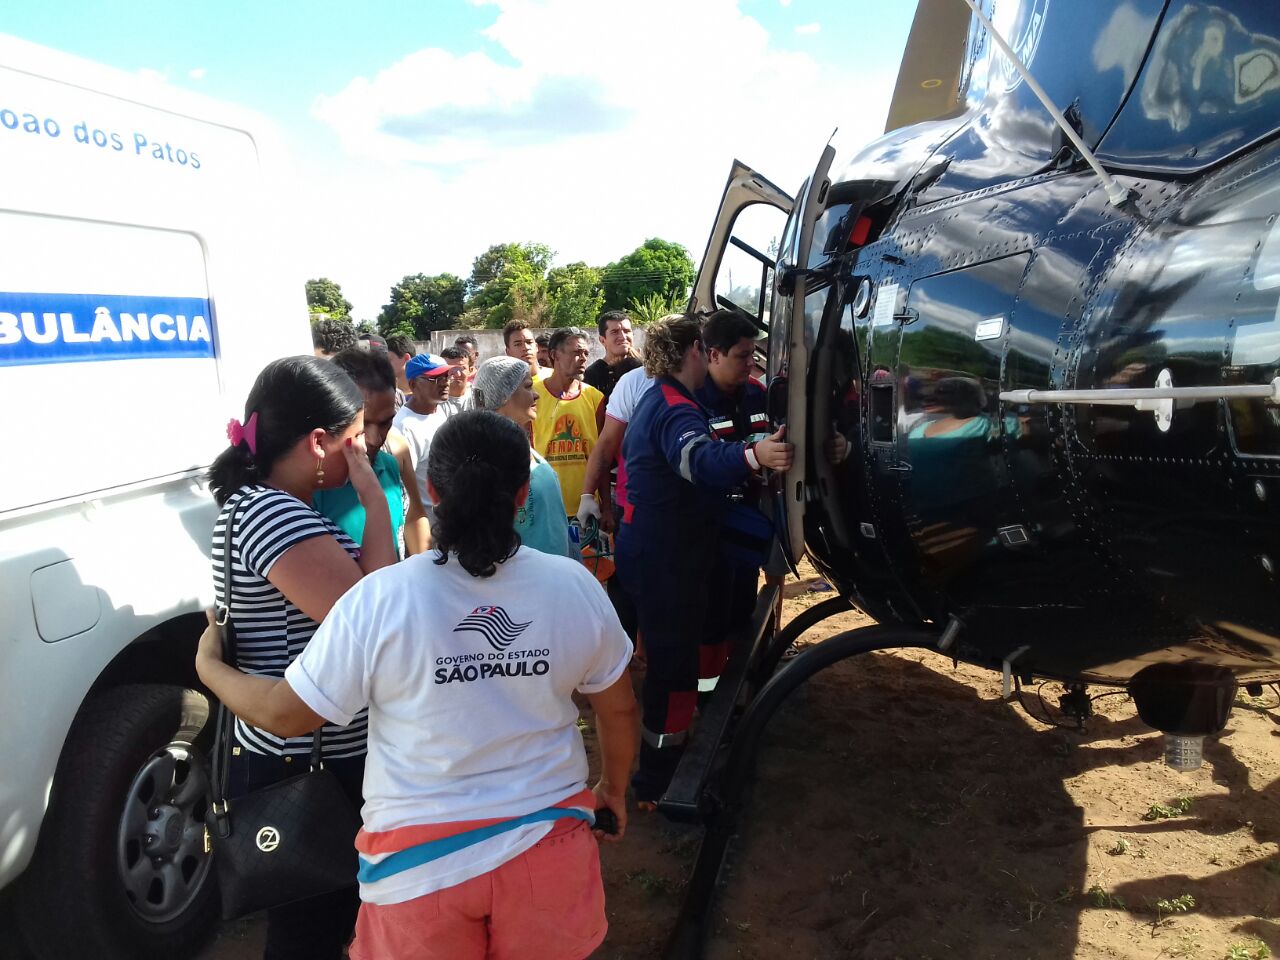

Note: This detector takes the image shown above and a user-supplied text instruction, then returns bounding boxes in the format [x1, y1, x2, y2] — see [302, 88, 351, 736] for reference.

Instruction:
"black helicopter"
[667, 0, 1280, 954]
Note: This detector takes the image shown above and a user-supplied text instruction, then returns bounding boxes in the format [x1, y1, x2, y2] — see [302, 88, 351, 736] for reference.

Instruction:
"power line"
[467, 268, 692, 284]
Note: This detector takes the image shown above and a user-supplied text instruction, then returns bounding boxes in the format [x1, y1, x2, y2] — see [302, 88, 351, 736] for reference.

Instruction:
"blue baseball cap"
[405, 353, 451, 381]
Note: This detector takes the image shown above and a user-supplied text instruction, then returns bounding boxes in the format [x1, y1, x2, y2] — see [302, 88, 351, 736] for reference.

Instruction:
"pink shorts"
[349, 818, 606, 960]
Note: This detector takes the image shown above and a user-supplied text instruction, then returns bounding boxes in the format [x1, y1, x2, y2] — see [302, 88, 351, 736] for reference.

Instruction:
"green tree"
[600, 238, 695, 312]
[376, 273, 466, 338]
[545, 262, 604, 328]
[455, 306, 487, 330]
[467, 243, 554, 293]
[305, 277, 353, 320]
[508, 269, 549, 326]
[468, 260, 548, 328]
[627, 290, 686, 325]
[466, 243, 556, 328]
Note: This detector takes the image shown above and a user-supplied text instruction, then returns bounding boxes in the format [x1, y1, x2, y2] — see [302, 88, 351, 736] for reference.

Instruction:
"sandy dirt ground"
[198, 565, 1280, 960]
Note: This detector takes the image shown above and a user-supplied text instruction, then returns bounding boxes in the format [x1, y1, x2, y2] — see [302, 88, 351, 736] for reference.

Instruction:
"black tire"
[15, 684, 219, 960]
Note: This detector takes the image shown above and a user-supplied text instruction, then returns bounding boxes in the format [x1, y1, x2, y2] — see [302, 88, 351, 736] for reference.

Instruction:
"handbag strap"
[210, 493, 324, 833]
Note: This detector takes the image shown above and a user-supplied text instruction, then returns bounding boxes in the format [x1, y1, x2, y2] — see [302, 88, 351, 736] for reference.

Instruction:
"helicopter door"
[688, 160, 793, 324]
[774, 145, 837, 564]
[894, 254, 1030, 590]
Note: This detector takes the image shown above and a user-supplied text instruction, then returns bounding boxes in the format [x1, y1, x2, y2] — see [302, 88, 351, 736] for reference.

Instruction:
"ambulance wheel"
[15, 685, 220, 960]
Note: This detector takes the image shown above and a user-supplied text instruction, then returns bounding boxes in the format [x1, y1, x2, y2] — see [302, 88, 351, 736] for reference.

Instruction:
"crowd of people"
[195, 308, 797, 959]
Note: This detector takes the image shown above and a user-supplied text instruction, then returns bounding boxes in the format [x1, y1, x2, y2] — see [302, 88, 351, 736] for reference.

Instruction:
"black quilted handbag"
[207, 502, 362, 920]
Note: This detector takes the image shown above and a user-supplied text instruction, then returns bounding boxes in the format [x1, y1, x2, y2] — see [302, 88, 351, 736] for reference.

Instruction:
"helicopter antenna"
[959, 0, 1129, 207]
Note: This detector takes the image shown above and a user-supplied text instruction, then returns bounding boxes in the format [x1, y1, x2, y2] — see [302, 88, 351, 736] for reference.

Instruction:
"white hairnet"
[472, 356, 532, 411]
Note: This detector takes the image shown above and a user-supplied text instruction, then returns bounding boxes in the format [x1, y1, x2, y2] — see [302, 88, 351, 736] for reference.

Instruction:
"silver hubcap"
[116, 744, 213, 923]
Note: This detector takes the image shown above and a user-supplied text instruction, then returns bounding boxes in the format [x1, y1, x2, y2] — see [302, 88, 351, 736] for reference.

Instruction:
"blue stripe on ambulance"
[0, 292, 214, 366]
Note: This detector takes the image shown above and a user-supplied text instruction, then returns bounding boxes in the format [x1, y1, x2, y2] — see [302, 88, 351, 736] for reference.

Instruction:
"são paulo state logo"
[453, 605, 532, 652]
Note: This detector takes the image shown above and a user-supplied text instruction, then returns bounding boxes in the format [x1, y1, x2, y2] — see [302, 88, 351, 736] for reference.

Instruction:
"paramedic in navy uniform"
[615, 315, 793, 805]
[694, 309, 776, 692]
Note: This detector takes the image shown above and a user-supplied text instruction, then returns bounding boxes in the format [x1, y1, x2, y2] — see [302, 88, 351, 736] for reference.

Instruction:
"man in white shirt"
[575, 363, 654, 648]
[439, 346, 474, 417]
[392, 353, 451, 522]
[577, 363, 653, 532]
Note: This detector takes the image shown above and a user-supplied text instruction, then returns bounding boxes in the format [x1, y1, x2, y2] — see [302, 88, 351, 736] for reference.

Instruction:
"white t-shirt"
[285, 546, 632, 905]
[391, 403, 446, 509]
[606, 365, 654, 425]
[440, 393, 473, 417]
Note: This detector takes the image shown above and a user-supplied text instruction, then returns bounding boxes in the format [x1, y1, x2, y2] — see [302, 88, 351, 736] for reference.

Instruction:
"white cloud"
[134, 66, 169, 85]
[795, 22, 821, 35]
[188, 67, 207, 80]
[304, 0, 898, 318]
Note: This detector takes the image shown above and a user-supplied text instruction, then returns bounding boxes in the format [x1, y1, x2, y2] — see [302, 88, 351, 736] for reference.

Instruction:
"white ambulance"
[0, 35, 309, 958]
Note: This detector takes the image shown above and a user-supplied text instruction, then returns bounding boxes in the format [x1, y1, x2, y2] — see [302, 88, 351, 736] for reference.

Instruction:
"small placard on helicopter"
[872, 281, 899, 326]
[975, 316, 1005, 341]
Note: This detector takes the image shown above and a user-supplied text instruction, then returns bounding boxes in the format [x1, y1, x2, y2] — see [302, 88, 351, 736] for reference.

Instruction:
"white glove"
[576, 493, 602, 530]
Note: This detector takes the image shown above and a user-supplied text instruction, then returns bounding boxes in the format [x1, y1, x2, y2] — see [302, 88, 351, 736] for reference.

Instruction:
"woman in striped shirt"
[207, 355, 396, 959]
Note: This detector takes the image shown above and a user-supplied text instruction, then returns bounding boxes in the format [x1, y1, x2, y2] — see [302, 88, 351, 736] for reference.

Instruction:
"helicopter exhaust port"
[1128, 664, 1237, 772]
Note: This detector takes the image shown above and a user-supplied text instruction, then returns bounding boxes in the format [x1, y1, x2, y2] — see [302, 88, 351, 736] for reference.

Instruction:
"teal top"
[313, 449, 406, 555]
[517, 452, 578, 560]
[905, 415, 1018, 514]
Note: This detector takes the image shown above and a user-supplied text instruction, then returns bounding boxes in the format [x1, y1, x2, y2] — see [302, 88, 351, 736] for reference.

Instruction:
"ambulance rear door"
[0, 34, 310, 515]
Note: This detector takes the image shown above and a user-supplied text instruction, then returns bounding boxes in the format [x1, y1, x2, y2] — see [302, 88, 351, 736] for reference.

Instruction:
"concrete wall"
[421, 327, 648, 366]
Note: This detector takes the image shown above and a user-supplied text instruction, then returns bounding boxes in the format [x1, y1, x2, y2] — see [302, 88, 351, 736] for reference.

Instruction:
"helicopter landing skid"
[661, 620, 940, 960]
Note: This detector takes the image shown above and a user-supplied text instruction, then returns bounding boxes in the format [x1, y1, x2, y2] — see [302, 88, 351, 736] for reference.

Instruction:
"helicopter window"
[870, 382, 895, 443]
[916, 1, 1164, 203]
[1096, 1, 1280, 174]
[831, 295, 865, 433]
[715, 202, 784, 332]
[813, 292, 866, 443]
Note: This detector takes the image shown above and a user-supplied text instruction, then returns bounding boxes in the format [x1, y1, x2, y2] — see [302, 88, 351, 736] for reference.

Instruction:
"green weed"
[1154, 893, 1196, 915]
[1144, 796, 1195, 821]
[1086, 884, 1126, 910]
[1164, 932, 1202, 958]
[626, 870, 683, 897]
[1225, 941, 1271, 960]
[1151, 893, 1196, 930]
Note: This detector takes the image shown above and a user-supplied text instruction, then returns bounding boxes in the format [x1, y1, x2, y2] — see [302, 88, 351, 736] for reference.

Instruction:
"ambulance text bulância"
[0, 307, 211, 346]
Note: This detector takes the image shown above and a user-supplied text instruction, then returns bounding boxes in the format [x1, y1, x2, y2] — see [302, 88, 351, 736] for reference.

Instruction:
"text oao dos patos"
[0, 105, 202, 169]
[435, 649, 552, 685]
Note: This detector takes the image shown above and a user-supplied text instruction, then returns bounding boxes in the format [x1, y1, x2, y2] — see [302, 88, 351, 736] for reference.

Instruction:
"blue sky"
[4, 1, 917, 318]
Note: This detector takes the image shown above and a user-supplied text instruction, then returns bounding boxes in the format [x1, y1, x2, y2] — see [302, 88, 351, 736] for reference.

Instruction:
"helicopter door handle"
[886, 463, 912, 474]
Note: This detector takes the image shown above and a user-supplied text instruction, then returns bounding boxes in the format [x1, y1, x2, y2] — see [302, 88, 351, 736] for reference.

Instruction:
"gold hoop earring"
[315, 458, 325, 487]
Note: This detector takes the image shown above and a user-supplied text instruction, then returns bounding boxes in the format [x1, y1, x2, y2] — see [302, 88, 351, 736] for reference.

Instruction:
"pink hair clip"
[226, 411, 259, 455]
